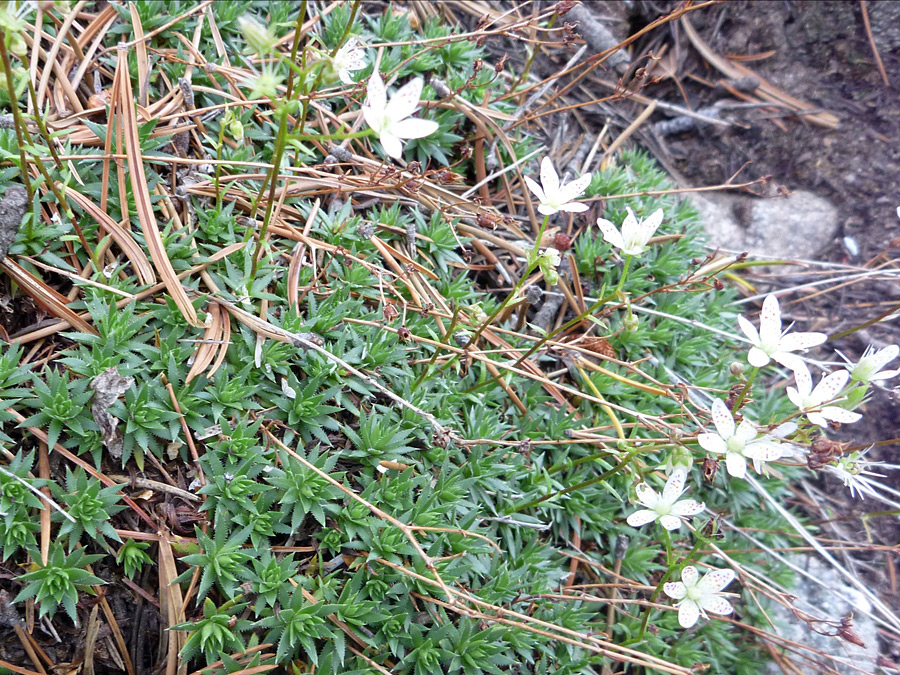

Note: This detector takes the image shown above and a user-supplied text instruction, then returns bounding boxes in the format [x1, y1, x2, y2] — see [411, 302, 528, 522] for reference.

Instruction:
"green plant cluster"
[0, 2, 807, 674]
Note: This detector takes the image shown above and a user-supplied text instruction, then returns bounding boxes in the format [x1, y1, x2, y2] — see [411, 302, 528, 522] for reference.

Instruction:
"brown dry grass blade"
[158, 529, 187, 675]
[681, 17, 839, 129]
[114, 45, 200, 327]
[65, 186, 156, 285]
[185, 303, 222, 383]
[1, 258, 97, 335]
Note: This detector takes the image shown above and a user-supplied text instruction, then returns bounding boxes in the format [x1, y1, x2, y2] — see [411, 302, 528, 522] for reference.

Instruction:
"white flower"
[842, 345, 900, 384]
[537, 247, 561, 269]
[698, 399, 784, 479]
[596, 207, 663, 256]
[523, 157, 591, 215]
[664, 565, 736, 628]
[626, 470, 705, 531]
[737, 294, 826, 370]
[362, 72, 439, 160]
[786, 362, 861, 428]
[754, 421, 798, 474]
[332, 38, 366, 84]
[825, 449, 886, 500]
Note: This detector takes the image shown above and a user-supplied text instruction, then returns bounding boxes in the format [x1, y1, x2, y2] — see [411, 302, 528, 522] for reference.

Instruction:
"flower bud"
[623, 313, 639, 333]
[239, 15, 277, 55]
[667, 446, 694, 474]
[729, 361, 745, 377]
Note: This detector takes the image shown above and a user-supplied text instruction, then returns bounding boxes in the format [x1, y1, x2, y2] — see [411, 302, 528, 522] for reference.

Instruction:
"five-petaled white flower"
[523, 157, 591, 215]
[596, 207, 664, 256]
[362, 72, 439, 160]
[698, 399, 784, 479]
[737, 294, 826, 371]
[626, 470, 705, 531]
[842, 344, 900, 385]
[332, 38, 366, 84]
[786, 362, 861, 428]
[664, 565, 736, 628]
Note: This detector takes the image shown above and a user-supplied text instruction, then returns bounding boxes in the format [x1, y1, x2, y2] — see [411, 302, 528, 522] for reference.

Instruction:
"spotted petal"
[626, 509, 659, 528]
[698, 433, 726, 455]
[699, 595, 734, 616]
[758, 294, 782, 346]
[558, 201, 589, 213]
[539, 157, 559, 197]
[596, 217, 625, 251]
[811, 369, 850, 406]
[678, 599, 701, 628]
[699, 568, 734, 593]
[743, 441, 784, 463]
[663, 581, 686, 600]
[725, 452, 747, 479]
[385, 77, 423, 124]
[662, 471, 686, 502]
[819, 407, 862, 424]
[639, 208, 664, 240]
[681, 566, 699, 586]
[779, 331, 827, 352]
[558, 172, 592, 203]
[671, 499, 705, 516]
[634, 482, 660, 509]
[710, 398, 735, 439]
[659, 514, 682, 531]
[365, 72, 386, 117]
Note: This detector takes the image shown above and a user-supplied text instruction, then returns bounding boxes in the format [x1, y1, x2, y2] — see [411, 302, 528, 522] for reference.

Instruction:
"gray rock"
[690, 190, 839, 261]
[0, 184, 27, 263]
[765, 556, 879, 675]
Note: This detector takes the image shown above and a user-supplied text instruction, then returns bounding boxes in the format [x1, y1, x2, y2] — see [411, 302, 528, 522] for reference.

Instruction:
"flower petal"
[662, 470, 686, 502]
[806, 411, 828, 428]
[698, 433, 726, 455]
[540, 157, 559, 196]
[365, 71, 386, 115]
[663, 581, 686, 600]
[699, 568, 734, 593]
[699, 595, 734, 617]
[537, 203, 560, 216]
[747, 346, 772, 368]
[872, 368, 900, 381]
[635, 482, 659, 508]
[671, 499, 705, 516]
[779, 331, 827, 352]
[596, 218, 625, 250]
[710, 398, 735, 439]
[735, 418, 758, 443]
[725, 452, 747, 478]
[867, 345, 900, 372]
[820, 406, 862, 424]
[385, 77, 424, 123]
[558, 201, 589, 213]
[558, 172, 592, 203]
[390, 117, 439, 140]
[626, 509, 659, 527]
[379, 131, 403, 160]
[743, 441, 783, 463]
[659, 515, 682, 531]
[758, 294, 782, 346]
[791, 361, 814, 399]
[640, 208, 664, 240]
[811, 369, 850, 405]
[737, 314, 760, 345]
[678, 599, 701, 628]
[772, 351, 805, 372]
[523, 175, 545, 203]
[681, 566, 699, 586]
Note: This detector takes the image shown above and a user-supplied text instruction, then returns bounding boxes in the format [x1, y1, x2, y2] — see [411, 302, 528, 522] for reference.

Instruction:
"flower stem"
[732, 366, 758, 414]
[468, 214, 551, 345]
[512, 254, 634, 369]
